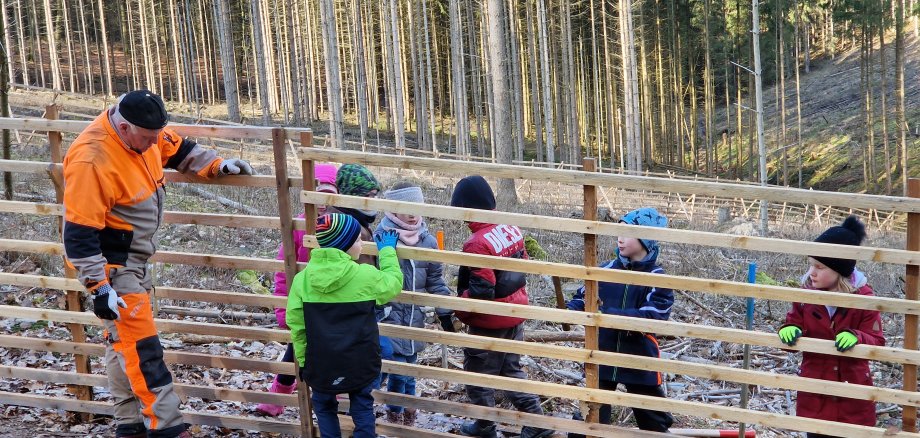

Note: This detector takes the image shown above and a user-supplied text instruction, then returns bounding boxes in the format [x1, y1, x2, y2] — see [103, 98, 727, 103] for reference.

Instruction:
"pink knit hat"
[314, 163, 338, 194]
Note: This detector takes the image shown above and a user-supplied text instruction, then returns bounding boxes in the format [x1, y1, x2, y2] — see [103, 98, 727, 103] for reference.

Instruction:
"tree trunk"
[449, 0, 468, 156]
[319, 0, 345, 147]
[422, 0, 437, 153]
[60, 0, 76, 92]
[352, 0, 369, 143]
[213, 0, 241, 122]
[896, 0, 907, 194]
[753, 0, 768, 234]
[485, 0, 518, 205]
[1, 0, 10, 200]
[14, 0, 29, 87]
[42, 0, 62, 90]
[536, 0, 554, 163]
[250, 0, 271, 124]
[620, 0, 642, 171]
[880, 18, 892, 195]
[526, 0, 542, 162]
[166, 0, 184, 102]
[389, 0, 406, 149]
[508, 0, 525, 162]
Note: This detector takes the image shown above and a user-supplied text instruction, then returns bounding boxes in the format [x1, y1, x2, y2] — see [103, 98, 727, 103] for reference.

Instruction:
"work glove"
[219, 158, 255, 176]
[92, 283, 127, 321]
[835, 331, 859, 352]
[438, 314, 457, 333]
[375, 229, 399, 251]
[778, 325, 802, 346]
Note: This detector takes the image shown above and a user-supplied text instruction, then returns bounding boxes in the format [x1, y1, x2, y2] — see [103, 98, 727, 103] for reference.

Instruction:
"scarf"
[381, 212, 426, 246]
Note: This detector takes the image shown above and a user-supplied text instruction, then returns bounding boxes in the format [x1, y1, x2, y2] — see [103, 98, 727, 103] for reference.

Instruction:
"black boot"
[460, 420, 498, 438]
[520, 426, 554, 438]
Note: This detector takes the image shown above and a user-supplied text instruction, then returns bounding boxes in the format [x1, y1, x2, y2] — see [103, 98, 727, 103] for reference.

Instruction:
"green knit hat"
[336, 164, 381, 197]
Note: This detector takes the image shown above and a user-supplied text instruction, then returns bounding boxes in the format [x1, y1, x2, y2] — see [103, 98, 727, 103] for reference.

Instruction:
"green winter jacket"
[286, 246, 403, 392]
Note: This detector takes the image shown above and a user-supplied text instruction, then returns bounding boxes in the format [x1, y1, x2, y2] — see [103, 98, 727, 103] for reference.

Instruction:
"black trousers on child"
[463, 324, 544, 427]
[598, 380, 673, 432]
[276, 343, 297, 386]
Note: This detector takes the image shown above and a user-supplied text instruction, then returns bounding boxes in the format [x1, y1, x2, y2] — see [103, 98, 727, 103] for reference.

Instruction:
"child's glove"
[835, 331, 859, 352]
[92, 284, 127, 321]
[375, 229, 399, 251]
[438, 314, 457, 332]
[778, 325, 802, 346]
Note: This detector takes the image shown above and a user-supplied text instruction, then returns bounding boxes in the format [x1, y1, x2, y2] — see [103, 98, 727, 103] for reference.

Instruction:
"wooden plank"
[163, 211, 280, 229]
[3, 304, 917, 407]
[150, 250, 285, 272]
[299, 240, 920, 316]
[0, 200, 63, 215]
[379, 324, 920, 407]
[164, 172, 280, 188]
[582, 158, 600, 427]
[0, 238, 65, 255]
[0, 159, 54, 174]
[46, 104, 92, 406]
[906, 179, 920, 432]
[296, 148, 920, 213]
[3, 275, 920, 368]
[373, 391, 666, 437]
[0, 117, 311, 142]
[300, 191, 920, 266]
[0, 365, 297, 406]
[0, 335, 296, 375]
[298, 131, 318, 438]
[382, 362, 920, 438]
[272, 127, 299, 319]
[0, 391, 303, 434]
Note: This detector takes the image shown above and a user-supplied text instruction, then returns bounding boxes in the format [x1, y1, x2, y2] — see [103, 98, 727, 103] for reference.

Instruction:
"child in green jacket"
[287, 213, 403, 438]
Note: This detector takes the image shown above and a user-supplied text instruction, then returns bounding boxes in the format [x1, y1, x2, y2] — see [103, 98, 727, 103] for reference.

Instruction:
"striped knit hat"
[336, 164, 381, 197]
[316, 213, 361, 252]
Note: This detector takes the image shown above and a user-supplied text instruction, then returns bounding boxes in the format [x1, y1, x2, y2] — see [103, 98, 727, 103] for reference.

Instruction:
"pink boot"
[256, 377, 297, 417]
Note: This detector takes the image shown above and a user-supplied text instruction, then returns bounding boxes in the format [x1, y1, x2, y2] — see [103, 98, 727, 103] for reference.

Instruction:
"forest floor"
[0, 34, 918, 438]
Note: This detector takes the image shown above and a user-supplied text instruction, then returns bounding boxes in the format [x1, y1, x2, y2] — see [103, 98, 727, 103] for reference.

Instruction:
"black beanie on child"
[812, 215, 867, 278]
[450, 175, 496, 210]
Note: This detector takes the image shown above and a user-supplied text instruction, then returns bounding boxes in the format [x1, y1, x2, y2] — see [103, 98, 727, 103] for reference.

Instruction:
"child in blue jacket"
[567, 207, 674, 433]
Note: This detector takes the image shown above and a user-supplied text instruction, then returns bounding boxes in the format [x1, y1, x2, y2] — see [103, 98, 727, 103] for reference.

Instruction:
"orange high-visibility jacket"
[63, 109, 223, 291]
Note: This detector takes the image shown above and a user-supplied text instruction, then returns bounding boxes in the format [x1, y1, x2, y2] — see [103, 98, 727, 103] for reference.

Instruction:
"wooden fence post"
[582, 158, 600, 430]
[904, 178, 919, 432]
[45, 105, 93, 408]
[296, 130, 317, 438]
[272, 128, 316, 437]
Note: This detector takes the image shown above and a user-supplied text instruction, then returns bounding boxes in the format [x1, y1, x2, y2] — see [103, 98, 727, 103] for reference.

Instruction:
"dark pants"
[276, 343, 297, 386]
[598, 380, 672, 432]
[464, 324, 544, 428]
[386, 352, 418, 413]
[311, 382, 376, 438]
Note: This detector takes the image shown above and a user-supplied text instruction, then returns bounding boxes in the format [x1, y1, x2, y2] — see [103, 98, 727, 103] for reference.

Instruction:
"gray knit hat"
[384, 186, 424, 203]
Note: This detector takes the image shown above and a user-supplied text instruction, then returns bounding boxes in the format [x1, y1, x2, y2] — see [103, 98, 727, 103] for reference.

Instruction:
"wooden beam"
[0, 200, 63, 215]
[582, 158, 601, 427]
[296, 148, 920, 213]
[373, 391, 666, 437]
[300, 191, 920, 266]
[379, 324, 920, 407]
[299, 239, 920, 316]
[4, 279, 919, 367]
[0, 117, 312, 142]
[905, 178, 920, 432]
[381, 362, 920, 438]
[150, 250, 285, 272]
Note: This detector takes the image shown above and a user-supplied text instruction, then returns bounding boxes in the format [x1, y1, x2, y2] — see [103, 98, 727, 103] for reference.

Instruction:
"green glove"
[835, 331, 859, 352]
[778, 325, 802, 346]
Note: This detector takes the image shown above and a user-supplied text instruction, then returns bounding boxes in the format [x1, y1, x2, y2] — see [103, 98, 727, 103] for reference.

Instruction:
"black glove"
[92, 283, 127, 321]
[438, 314, 456, 332]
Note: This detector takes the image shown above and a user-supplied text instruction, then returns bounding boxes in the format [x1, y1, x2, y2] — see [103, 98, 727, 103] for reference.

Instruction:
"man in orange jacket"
[63, 90, 254, 438]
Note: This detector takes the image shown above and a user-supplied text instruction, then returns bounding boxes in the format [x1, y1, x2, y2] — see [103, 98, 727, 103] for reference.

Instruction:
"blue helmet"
[619, 208, 669, 251]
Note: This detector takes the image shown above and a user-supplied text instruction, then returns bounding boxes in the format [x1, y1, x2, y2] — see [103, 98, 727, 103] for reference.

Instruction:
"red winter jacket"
[782, 278, 885, 426]
[455, 222, 529, 329]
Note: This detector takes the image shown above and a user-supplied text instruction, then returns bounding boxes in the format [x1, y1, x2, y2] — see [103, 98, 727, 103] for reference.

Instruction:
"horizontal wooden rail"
[0, 117, 313, 141]
[1, 304, 917, 407]
[304, 241, 920, 316]
[0, 335, 295, 375]
[302, 191, 920, 266]
[297, 148, 920, 213]
[381, 324, 920, 407]
[3, 273, 917, 366]
[0, 365, 296, 407]
[0, 334, 663, 436]
[383, 362, 920, 437]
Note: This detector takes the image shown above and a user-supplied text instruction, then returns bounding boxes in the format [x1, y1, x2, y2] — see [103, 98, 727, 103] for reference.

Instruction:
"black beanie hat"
[812, 215, 867, 278]
[450, 175, 496, 210]
[119, 90, 168, 130]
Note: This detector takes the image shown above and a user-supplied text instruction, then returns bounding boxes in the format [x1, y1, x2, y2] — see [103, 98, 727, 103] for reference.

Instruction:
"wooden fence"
[0, 114, 918, 437]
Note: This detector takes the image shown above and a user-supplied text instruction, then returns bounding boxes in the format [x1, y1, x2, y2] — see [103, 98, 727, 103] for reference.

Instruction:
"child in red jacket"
[778, 216, 884, 437]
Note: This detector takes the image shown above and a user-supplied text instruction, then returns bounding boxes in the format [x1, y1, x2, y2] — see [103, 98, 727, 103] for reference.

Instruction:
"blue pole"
[740, 262, 757, 437]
